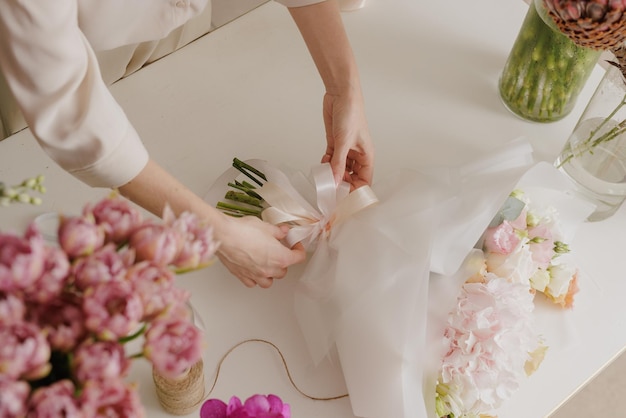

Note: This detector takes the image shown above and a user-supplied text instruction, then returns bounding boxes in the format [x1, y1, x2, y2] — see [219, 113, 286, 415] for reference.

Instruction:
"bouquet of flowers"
[434, 188, 579, 418]
[0, 193, 218, 417]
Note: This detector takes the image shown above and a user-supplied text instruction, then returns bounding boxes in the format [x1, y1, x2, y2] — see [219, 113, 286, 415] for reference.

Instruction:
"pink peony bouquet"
[0, 193, 218, 417]
[200, 394, 290, 418]
[435, 188, 577, 417]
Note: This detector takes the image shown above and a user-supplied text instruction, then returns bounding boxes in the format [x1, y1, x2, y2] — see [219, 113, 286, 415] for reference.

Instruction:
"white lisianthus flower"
[530, 269, 550, 292]
[485, 243, 538, 285]
[547, 258, 577, 298]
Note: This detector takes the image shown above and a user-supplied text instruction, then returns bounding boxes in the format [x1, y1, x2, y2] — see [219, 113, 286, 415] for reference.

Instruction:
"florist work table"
[1, 0, 625, 417]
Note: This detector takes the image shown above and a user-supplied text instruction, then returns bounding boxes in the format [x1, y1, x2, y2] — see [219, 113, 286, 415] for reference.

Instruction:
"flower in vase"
[543, 0, 626, 50]
[0, 192, 218, 416]
[200, 394, 291, 418]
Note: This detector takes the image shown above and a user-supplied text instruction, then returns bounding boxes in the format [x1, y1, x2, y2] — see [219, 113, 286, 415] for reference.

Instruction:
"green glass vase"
[499, 0, 601, 123]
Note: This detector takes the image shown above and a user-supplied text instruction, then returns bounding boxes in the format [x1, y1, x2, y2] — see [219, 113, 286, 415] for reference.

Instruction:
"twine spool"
[152, 359, 205, 415]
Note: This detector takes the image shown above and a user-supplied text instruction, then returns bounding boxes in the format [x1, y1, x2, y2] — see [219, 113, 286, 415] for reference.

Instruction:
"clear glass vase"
[555, 64, 626, 221]
[498, 0, 601, 123]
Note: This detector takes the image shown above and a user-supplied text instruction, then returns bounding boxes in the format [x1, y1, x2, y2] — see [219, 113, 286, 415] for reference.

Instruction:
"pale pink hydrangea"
[144, 317, 203, 379]
[83, 281, 143, 341]
[72, 243, 133, 290]
[80, 379, 145, 418]
[0, 322, 51, 380]
[87, 194, 144, 244]
[27, 380, 82, 418]
[73, 340, 130, 383]
[438, 279, 538, 417]
[58, 215, 105, 259]
[0, 225, 46, 292]
[200, 394, 291, 418]
[0, 377, 30, 418]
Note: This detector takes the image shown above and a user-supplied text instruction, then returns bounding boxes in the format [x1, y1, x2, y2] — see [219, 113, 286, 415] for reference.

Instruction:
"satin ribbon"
[256, 163, 379, 249]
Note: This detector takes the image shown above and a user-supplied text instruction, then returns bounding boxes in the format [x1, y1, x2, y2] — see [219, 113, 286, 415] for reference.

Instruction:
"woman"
[0, 0, 374, 288]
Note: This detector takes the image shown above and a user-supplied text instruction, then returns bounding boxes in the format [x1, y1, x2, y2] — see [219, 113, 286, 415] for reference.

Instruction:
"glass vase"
[555, 64, 626, 221]
[498, 0, 601, 123]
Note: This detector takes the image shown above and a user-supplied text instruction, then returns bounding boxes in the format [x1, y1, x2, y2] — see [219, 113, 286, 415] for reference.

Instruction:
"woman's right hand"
[214, 215, 306, 288]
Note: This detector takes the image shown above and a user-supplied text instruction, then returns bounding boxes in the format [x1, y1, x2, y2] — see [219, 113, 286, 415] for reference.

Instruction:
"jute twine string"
[152, 338, 349, 415]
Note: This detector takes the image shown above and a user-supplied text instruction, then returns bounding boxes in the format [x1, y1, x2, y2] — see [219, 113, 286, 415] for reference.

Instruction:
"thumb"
[289, 242, 307, 264]
[330, 148, 348, 185]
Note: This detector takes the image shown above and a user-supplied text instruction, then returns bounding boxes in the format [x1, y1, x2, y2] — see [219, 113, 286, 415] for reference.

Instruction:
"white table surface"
[1, 1, 623, 417]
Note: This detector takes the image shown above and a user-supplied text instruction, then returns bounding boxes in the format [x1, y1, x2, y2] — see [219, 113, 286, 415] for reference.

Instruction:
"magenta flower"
[129, 222, 183, 266]
[23, 245, 70, 304]
[58, 214, 105, 259]
[31, 296, 87, 352]
[0, 377, 30, 418]
[83, 281, 143, 341]
[0, 292, 26, 325]
[72, 243, 132, 290]
[172, 211, 219, 271]
[80, 379, 145, 418]
[0, 322, 51, 380]
[0, 225, 46, 292]
[73, 340, 130, 383]
[200, 395, 291, 418]
[87, 194, 144, 244]
[143, 317, 203, 379]
[27, 380, 81, 418]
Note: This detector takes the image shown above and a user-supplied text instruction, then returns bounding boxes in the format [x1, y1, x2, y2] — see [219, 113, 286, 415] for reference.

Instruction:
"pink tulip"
[126, 261, 181, 320]
[58, 215, 105, 259]
[172, 212, 219, 271]
[87, 195, 144, 244]
[80, 379, 145, 418]
[83, 281, 143, 341]
[0, 377, 30, 418]
[129, 222, 183, 266]
[0, 225, 46, 292]
[73, 340, 130, 383]
[0, 322, 51, 380]
[27, 380, 82, 418]
[32, 296, 86, 352]
[23, 245, 70, 304]
[72, 243, 132, 290]
[0, 292, 26, 325]
[144, 317, 203, 379]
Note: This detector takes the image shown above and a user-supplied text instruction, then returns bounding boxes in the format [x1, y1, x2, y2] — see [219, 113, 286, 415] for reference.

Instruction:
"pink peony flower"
[482, 221, 521, 255]
[30, 295, 87, 352]
[87, 194, 144, 244]
[144, 317, 203, 379]
[58, 215, 105, 259]
[0, 225, 46, 292]
[80, 379, 145, 418]
[27, 380, 81, 418]
[73, 340, 130, 383]
[23, 245, 70, 304]
[0, 322, 51, 380]
[0, 377, 30, 418]
[129, 222, 183, 266]
[72, 243, 133, 290]
[200, 395, 291, 418]
[0, 292, 26, 325]
[83, 281, 143, 341]
[172, 211, 219, 271]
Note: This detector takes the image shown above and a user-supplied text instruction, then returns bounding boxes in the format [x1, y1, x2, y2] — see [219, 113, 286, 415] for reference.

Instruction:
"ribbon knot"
[256, 163, 378, 249]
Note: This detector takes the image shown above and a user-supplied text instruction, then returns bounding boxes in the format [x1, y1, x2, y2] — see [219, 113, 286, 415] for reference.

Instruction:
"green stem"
[119, 323, 147, 344]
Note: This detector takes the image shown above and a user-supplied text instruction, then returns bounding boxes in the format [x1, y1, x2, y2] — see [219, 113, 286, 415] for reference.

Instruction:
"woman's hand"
[214, 215, 306, 288]
[321, 90, 374, 189]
